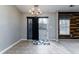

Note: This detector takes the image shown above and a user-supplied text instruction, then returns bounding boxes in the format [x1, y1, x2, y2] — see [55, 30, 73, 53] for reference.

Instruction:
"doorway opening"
[27, 17, 48, 41]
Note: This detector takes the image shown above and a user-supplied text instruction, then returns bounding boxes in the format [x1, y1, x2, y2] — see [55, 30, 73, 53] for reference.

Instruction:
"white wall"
[0, 6, 22, 52]
[21, 12, 58, 40]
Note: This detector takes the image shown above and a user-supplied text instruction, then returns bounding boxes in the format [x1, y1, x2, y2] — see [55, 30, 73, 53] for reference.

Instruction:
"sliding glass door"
[39, 18, 48, 41]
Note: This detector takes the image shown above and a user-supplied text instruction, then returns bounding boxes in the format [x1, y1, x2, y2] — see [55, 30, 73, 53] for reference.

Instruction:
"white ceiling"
[16, 5, 79, 13]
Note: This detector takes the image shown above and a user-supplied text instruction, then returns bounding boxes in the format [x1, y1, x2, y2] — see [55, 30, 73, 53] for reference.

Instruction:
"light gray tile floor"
[4, 39, 79, 54]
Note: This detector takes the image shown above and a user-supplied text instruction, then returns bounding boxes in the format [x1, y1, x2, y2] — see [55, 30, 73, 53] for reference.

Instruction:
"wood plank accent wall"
[70, 16, 79, 38]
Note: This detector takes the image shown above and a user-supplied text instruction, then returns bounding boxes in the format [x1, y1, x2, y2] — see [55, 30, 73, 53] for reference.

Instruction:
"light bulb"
[29, 10, 32, 13]
[31, 12, 34, 15]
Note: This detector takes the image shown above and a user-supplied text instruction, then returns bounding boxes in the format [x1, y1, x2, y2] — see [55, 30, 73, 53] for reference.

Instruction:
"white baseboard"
[21, 39, 27, 40]
[21, 39, 33, 41]
[0, 39, 22, 54]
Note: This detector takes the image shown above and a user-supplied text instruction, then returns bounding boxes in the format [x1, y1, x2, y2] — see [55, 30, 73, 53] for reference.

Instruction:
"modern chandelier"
[29, 5, 42, 16]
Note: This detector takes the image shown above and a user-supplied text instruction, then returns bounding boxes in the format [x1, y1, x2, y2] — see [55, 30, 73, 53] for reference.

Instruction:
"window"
[39, 18, 48, 24]
[59, 16, 70, 35]
[39, 18, 48, 30]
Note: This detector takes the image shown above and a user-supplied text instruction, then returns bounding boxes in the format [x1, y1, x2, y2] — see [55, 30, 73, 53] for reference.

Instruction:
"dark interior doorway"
[27, 17, 39, 40]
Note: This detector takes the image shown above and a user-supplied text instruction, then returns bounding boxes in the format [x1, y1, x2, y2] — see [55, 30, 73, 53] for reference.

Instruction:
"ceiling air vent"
[69, 5, 75, 7]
